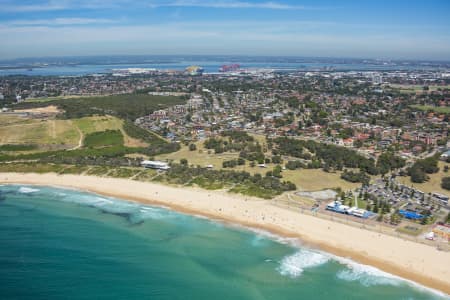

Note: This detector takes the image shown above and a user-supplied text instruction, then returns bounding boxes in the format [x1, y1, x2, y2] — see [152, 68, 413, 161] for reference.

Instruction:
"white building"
[141, 160, 170, 170]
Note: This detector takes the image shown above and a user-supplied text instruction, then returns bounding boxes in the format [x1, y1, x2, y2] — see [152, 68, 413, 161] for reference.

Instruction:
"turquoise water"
[0, 185, 448, 300]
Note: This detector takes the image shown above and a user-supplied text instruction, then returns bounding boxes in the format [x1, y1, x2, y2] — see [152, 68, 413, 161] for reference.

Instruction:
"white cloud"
[0, 21, 449, 60]
[148, 0, 306, 9]
[0, 2, 67, 12]
[0, 0, 133, 12]
[0, 0, 311, 12]
[9, 18, 117, 26]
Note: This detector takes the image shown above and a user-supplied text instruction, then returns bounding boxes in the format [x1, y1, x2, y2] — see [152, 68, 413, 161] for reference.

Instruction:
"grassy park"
[157, 140, 362, 192]
[74, 116, 149, 147]
[410, 105, 450, 114]
[0, 115, 80, 150]
[386, 84, 450, 94]
[0, 112, 153, 153]
[397, 161, 450, 197]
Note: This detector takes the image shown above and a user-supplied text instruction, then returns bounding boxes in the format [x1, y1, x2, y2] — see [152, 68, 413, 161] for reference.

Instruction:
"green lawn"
[410, 105, 450, 114]
[156, 141, 240, 168]
[0, 144, 37, 151]
[74, 116, 123, 135]
[282, 169, 361, 191]
[83, 130, 124, 148]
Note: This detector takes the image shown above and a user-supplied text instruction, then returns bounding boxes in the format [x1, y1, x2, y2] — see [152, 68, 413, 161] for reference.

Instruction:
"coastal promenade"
[272, 196, 450, 252]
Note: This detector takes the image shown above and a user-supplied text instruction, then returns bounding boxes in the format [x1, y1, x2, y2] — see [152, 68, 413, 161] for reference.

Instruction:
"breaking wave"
[335, 257, 400, 287]
[52, 190, 181, 225]
[275, 246, 448, 298]
[18, 187, 40, 193]
[6, 185, 187, 226]
[333, 256, 449, 298]
[230, 225, 301, 248]
[7, 185, 449, 298]
[277, 249, 329, 278]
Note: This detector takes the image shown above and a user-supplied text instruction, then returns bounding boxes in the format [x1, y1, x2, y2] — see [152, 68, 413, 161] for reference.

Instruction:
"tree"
[341, 170, 370, 185]
[354, 139, 363, 148]
[377, 152, 405, 175]
[441, 177, 450, 190]
[348, 198, 353, 207]
[273, 165, 282, 178]
[223, 159, 237, 168]
[410, 167, 428, 183]
[409, 157, 439, 182]
[271, 155, 282, 164]
[421, 216, 430, 225]
[188, 143, 197, 151]
[373, 203, 379, 213]
[390, 213, 401, 225]
[180, 158, 188, 166]
[437, 139, 448, 146]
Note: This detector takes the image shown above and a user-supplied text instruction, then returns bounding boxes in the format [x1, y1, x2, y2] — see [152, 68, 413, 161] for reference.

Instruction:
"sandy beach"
[1, 172, 449, 295]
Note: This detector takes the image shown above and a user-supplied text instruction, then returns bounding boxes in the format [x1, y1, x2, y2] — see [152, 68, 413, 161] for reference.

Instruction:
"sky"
[0, 0, 449, 60]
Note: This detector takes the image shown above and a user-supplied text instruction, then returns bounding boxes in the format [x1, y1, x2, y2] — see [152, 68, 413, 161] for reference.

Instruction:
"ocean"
[0, 184, 448, 300]
[0, 59, 443, 76]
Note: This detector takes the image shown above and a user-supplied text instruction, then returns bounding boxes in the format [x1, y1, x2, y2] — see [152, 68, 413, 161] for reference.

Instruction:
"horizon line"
[2, 54, 450, 63]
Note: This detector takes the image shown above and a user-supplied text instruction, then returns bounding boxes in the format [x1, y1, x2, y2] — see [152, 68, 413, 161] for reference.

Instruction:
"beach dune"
[1, 172, 449, 294]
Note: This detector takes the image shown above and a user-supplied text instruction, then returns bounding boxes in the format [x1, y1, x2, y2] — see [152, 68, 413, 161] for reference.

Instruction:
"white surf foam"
[56, 191, 181, 224]
[138, 206, 168, 219]
[61, 194, 113, 207]
[275, 247, 448, 298]
[18, 187, 40, 193]
[334, 256, 400, 287]
[277, 249, 330, 278]
[230, 225, 301, 248]
[333, 256, 449, 298]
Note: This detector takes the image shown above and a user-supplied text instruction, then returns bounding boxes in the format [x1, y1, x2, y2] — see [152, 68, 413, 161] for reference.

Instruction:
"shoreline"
[1, 172, 449, 295]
